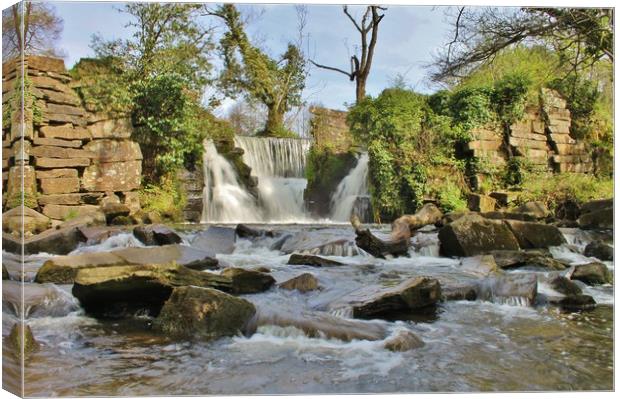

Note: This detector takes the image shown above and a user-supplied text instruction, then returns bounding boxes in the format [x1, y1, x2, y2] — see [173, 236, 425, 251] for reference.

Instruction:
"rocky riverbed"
[2, 219, 614, 395]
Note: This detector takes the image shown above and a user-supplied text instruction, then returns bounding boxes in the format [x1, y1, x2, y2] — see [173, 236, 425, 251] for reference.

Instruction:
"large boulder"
[438, 214, 520, 257]
[287, 253, 344, 267]
[191, 226, 236, 254]
[467, 194, 497, 212]
[584, 240, 614, 261]
[580, 198, 613, 214]
[578, 200, 613, 230]
[2, 226, 87, 255]
[477, 273, 538, 306]
[491, 250, 567, 270]
[153, 286, 256, 341]
[278, 273, 319, 293]
[570, 262, 612, 285]
[235, 224, 275, 238]
[2, 207, 51, 235]
[335, 276, 441, 320]
[514, 201, 550, 219]
[503, 220, 566, 249]
[72, 263, 232, 317]
[133, 224, 182, 246]
[549, 275, 582, 296]
[35, 244, 219, 284]
[551, 294, 596, 311]
[221, 267, 276, 294]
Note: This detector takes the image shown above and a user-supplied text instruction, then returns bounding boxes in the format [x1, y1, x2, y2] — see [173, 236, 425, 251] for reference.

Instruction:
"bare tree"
[310, 5, 386, 104]
[2, 2, 64, 60]
[431, 7, 613, 83]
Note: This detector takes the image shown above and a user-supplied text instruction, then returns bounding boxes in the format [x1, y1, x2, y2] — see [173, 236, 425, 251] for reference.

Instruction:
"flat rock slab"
[221, 267, 275, 294]
[503, 220, 566, 249]
[35, 244, 219, 284]
[491, 250, 567, 270]
[72, 263, 232, 317]
[570, 262, 612, 285]
[133, 224, 182, 246]
[191, 226, 236, 254]
[287, 253, 345, 267]
[439, 214, 520, 257]
[330, 276, 441, 320]
[279, 229, 358, 256]
[3, 226, 87, 255]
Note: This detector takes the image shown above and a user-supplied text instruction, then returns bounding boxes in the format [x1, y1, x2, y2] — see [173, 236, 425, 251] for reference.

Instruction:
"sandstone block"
[467, 140, 502, 151]
[35, 157, 90, 168]
[45, 103, 85, 116]
[548, 124, 570, 134]
[6, 165, 37, 206]
[84, 140, 142, 162]
[36, 88, 80, 106]
[509, 137, 549, 150]
[39, 124, 90, 140]
[42, 204, 100, 220]
[87, 118, 132, 139]
[82, 160, 141, 191]
[36, 168, 78, 179]
[41, 112, 86, 126]
[11, 139, 31, 163]
[30, 75, 70, 92]
[33, 137, 82, 148]
[531, 120, 545, 134]
[31, 145, 94, 159]
[38, 193, 85, 205]
[39, 177, 80, 194]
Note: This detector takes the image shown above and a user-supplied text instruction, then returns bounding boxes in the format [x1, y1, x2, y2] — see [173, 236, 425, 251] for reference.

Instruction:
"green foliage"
[491, 73, 531, 124]
[63, 209, 79, 222]
[516, 173, 613, 212]
[437, 181, 468, 213]
[215, 4, 306, 137]
[139, 176, 187, 222]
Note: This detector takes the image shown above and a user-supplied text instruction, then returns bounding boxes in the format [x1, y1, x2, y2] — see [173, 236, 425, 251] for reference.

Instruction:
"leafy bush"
[438, 181, 468, 213]
[491, 73, 531, 124]
[139, 176, 187, 222]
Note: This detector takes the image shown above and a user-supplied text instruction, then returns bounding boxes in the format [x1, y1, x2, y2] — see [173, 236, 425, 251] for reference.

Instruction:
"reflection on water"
[2, 224, 614, 396]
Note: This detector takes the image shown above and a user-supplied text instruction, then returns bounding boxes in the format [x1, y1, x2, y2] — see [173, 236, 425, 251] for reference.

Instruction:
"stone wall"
[2, 55, 142, 221]
[466, 88, 593, 187]
[308, 106, 352, 152]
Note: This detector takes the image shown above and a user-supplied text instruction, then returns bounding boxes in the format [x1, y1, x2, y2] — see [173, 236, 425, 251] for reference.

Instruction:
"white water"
[330, 153, 370, 221]
[201, 140, 262, 222]
[235, 136, 313, 221]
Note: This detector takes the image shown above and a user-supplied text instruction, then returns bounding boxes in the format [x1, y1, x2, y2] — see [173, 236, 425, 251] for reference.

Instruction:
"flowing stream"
[330, 152, 370, 222]
[2, 225, 613, 395]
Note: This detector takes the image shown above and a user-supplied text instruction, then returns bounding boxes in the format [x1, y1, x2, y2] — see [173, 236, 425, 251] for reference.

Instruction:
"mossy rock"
[7, 323, 39, 357]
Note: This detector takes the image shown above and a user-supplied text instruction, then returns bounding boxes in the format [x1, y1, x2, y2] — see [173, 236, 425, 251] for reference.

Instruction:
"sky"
[49, 1, 454, 112]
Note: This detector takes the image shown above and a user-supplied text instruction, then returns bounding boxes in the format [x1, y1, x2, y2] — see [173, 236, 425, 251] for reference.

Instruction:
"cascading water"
[201, 140, 261, 222]
[234, 136, 312, 221]
[330, 153, 370, 222]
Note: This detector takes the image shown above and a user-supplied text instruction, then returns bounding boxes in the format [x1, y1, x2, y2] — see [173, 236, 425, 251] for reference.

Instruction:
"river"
[2, 223, 613, 395]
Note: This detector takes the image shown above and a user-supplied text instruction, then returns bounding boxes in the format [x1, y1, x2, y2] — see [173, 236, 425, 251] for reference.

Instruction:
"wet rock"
[58, 210, 107, 229]
[479, 211, 537, 222]
[102, 203, 131, 224]
[549, 275, 582, 296]
[584, 240, 614, 261]
[346, 276, 441, 319]
[503, 220, 566, 249]
[109, 215, 134, 225]
[35, 244, 219, 284]
[278, 273, 319, 293]
[477, 274, 538, 306]
[384, 330, 425, 352]
[459, 255, 500, 276]
[254, 267, 271, 273]
[154, 286, 256, 341]
[467, 193, 496, 212]
[2, 207, 51, 235]
[3, 263, 9, 280]
[191, 226, 236, 254]
[280, 229, 359, 256]
[236, 224, 274, 238]
[438, 214, 520, 257]
[550, 294, 596, 311]
[255, 309, 387, 341]
[441, 211, 470, 225]
[441, 283, 477, 301]
[570, 262, 612, 285]
[7, 323, 39, 356]
[578, 207, 613, 230]
[491, 250, 567, 270]
[287, 253, 344, 267]
[133, 224, 182, 246]
[221, 267, 275, 294]
[580, 198, 613, 215]
[72, 263, 232, 317]
[77, 226, 125, 245]
[2, 226, 87, 255]
[514, 201, 550, 219]
[3, 281, 79, 318]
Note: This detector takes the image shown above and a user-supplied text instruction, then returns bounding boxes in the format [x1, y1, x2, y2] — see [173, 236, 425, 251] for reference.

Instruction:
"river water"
[2, 224, 613, 395]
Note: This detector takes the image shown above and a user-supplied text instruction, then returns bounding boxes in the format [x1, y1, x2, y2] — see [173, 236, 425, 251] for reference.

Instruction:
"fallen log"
[351, 203, 443, 258]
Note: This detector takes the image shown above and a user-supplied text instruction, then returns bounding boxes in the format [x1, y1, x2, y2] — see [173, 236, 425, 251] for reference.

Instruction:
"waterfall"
[235, 136, 312, 221]
[201, 140, 261, 223]
[330, 153, 370, 222]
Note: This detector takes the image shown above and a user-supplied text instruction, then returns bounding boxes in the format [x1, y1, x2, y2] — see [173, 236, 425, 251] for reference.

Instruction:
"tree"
[85, 3, 216, 182]
[208, 4, 306, 137]
[310, 5, 386, 104]
[432, 7, 613, 83]
[2, 2, 63, 60]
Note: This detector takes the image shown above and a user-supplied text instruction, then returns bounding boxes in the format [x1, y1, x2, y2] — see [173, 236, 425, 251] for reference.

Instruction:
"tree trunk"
[260, 105, 286, 137]
[351, 204, 443, 258]
[355, 77, 367, 103]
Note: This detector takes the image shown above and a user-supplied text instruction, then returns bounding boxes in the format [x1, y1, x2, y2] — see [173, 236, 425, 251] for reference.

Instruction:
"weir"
[330, 153, 370, 222]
